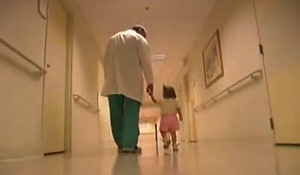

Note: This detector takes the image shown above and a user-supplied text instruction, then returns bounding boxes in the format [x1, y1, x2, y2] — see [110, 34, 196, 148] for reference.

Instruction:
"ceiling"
[70, 0, 216, 104]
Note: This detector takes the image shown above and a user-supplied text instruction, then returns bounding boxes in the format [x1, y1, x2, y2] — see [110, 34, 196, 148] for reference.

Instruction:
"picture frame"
[202, 30, 224, 88]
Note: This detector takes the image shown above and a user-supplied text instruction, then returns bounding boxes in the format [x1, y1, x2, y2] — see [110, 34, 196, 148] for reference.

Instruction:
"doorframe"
[42, 0, 72, 155]
[179, 81, 190, 143]
[41, 0, 49, 155]
[183, 73, 197, 142]
[64, 13, 74, 153]
[252, 0, 276, 143]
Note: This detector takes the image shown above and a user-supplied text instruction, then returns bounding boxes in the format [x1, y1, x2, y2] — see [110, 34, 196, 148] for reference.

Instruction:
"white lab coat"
[101, 29, 153, 103]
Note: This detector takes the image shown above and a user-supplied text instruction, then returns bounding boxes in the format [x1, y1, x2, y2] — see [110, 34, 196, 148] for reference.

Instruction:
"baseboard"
[44, 151, 65, 156]
[276, 143, 300, 146]
[189, 140, 197, 143]
[0, 155, 43, 164]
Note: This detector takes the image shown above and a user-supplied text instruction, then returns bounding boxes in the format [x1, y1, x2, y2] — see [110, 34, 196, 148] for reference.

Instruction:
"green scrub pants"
[108, 94, 141, 149]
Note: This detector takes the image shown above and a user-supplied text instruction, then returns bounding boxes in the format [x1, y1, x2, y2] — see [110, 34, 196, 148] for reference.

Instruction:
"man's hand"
[149, 93, 157, 103]
[146, 84, 154, 96]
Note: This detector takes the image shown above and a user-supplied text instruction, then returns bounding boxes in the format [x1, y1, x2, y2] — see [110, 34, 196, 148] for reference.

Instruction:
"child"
[150, 85, 183, 151]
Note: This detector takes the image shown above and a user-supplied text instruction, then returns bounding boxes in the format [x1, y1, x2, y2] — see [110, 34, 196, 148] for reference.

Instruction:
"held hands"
[146, 84, 157, 103]
[146, 83, 153, 96]
[150, 94, 157, 103]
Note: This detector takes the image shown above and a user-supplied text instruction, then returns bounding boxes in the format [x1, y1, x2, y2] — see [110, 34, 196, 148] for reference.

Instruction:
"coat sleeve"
[102, 40, 110, 68]
[136, 36, 154, 85]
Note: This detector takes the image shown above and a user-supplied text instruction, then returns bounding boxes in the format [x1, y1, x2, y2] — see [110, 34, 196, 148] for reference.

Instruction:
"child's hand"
[179, 116, 183, 121]
[146, 84, 154, 96]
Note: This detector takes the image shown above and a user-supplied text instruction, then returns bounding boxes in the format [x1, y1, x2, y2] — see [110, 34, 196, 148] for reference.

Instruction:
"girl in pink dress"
[150, 85, 183, 151]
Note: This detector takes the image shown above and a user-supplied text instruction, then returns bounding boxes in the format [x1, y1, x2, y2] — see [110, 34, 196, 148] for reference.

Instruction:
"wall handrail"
[37, 0, 46, 20]
[0, 36, 47, 74]
[194, 69, 263, 112]
[73, 94, 100, 113]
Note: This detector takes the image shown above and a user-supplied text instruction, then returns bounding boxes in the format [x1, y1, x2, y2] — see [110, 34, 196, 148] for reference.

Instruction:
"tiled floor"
[0, 135, 299, 175]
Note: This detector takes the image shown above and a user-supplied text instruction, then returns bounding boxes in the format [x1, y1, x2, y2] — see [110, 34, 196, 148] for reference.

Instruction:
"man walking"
[101, 25, 153, 153]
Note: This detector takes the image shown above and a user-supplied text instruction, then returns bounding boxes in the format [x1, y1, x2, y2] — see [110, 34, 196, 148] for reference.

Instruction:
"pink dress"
[160, 113, 180, 132]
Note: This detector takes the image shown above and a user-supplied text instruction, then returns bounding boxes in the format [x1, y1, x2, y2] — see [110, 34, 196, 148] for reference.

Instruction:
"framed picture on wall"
[202, 30, 224, 88]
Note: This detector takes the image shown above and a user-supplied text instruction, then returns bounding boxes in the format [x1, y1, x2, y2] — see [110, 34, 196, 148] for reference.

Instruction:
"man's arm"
[150, 94, 158, 103]
[136, 36, 154, 95]
[102, 40, 111, 68]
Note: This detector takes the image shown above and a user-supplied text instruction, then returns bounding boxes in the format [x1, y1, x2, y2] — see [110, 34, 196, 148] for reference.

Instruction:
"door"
[184, 74, 197, 142]
[254, 0, 300, 144]
[43, 0, 67, 154]
[188, 83, 197, 142]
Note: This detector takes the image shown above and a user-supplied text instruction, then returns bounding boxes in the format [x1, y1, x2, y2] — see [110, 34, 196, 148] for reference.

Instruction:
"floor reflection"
[112, 155, 141, 175]
[1, 135, 299, 175]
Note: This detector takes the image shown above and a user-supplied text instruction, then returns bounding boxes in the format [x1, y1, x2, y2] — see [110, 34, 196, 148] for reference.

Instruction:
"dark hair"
[163, 85, 177, 99]
[132, 25, 147, 38]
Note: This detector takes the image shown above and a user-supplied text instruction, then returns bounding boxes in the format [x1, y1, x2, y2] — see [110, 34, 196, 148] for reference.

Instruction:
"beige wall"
[187, 0, 274, 142]
[255, 0, 300, 144]
[0, 0, 101, 160]
[97, 72, 115, 149]
[71, 16, 101, 153]
[0, 0, 46, 161]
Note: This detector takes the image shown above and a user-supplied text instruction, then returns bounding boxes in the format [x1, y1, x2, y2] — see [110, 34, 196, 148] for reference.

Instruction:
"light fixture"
[151, 54, 167, 61]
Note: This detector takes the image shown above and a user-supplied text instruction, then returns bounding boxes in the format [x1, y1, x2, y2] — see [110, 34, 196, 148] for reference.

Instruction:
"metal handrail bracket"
[73, 94, 100, 113]
[0, 36, 47, 74]
[194, 69, 263, 112]
[37, 0, 47, 20]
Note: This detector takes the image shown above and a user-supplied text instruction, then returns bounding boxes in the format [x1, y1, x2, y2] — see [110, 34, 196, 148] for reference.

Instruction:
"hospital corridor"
[0, 0, 300, 175]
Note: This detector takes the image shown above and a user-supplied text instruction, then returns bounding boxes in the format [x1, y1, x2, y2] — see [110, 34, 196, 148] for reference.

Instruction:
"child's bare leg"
[161, 131, 171, 149]
[171, 132, 178, 151]
[161, 131, 167, 139]
[170, 132, 177, 145]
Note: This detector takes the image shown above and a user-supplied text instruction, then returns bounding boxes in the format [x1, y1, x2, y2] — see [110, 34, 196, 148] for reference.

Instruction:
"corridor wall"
[0, 0, 46, 161]
[187, 0, 274, 142]
[70, 17, 101, 153]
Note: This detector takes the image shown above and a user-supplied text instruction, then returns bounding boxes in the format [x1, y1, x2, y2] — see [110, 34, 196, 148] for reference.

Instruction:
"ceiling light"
[151, 54, 167, 61]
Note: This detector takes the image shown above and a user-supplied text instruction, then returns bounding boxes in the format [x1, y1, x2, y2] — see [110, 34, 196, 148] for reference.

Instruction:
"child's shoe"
[163, 138, 171, 149]
[172, 144, 179, 151]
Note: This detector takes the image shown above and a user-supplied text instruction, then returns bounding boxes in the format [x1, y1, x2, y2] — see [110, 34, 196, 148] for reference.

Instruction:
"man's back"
[110, 29, 138, 51]
[102, 29, 153, 103]
[108, 30, 141, 74]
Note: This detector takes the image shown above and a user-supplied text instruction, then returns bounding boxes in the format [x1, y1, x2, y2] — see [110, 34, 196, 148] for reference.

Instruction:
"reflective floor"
[0, 135, 299, 175]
